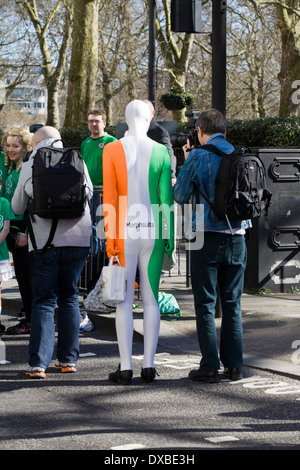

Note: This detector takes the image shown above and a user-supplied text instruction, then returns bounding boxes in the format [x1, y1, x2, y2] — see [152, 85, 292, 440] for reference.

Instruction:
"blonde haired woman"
[1, 126, 33, 334]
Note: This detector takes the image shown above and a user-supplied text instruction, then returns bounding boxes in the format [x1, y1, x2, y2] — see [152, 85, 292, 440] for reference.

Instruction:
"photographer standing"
[173, 108, 251, 383]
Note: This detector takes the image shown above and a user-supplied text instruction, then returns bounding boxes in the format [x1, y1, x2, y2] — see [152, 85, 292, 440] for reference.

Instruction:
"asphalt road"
[0, 316, 299, 454]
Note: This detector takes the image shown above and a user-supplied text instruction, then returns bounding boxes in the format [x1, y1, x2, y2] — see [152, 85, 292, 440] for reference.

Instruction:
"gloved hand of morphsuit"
[165, 239, 174, 259]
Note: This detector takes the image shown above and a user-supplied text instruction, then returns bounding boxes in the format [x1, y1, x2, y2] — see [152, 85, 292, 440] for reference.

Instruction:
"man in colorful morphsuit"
[103, 100, 174, 385]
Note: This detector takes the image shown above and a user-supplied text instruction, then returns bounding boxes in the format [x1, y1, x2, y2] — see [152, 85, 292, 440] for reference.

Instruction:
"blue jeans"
[191, 232, 247, 371]
[29, 246, 89, 369]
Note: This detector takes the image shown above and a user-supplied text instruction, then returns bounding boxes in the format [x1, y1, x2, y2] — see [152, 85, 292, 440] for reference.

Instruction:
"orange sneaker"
[26, 367, 46, 379]
[55, 361, 77, 373]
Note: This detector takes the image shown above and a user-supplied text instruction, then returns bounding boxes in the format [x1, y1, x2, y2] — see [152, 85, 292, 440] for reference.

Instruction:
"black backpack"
[27, 140, 87, 250]
[198, 144, 272, 229]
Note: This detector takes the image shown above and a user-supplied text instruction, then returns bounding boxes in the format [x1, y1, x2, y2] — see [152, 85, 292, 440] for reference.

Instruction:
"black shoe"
[141, 367, 159, 383]
[0, 323, 5, 334]
[223, 367, 243, 381]
[18, 308, 26, 320]
[5, 321, 31, 335]
[109, 364, 132, 385]
[188, 368, 220, 383]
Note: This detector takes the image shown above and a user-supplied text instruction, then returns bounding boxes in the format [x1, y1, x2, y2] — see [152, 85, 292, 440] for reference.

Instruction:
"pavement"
[1, 258, 299, 380]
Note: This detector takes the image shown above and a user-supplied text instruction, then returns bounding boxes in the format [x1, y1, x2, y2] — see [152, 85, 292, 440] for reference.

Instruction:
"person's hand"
[107, 248, 120, 257]
[15, 233, 28, 247]
[182, 138, 194, 160]
[182, 143, 189, 160]
[106, 240, 120, 258]
[164, 239, 174, 259]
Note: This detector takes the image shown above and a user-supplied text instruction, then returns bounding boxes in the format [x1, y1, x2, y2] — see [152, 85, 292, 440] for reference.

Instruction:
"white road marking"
[205, 436, 239, 443]
[110, 444, 146, 450]
[133, 352, 199, 369]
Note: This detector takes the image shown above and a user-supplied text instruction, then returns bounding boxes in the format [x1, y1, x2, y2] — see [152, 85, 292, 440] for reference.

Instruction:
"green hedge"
[175, 116, 300, 148]
[2, 116, 300, 151]
[60, 126, 89, 148]
[59, 117, 300, 171]
[61, 125, 116, 148]
[226, 116, 300, 148]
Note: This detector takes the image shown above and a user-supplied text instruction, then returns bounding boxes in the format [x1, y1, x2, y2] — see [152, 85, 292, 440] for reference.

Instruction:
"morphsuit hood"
[125, 100, 151, 137]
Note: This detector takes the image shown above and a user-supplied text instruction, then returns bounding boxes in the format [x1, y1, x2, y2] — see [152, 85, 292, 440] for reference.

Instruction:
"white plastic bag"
[102, 256, 127, 304]
[83, 272, 116, 312]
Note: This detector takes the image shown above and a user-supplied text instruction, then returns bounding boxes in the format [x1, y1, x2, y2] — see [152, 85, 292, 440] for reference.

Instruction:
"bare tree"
[0, 1, 37, 111]
[275, 0, 300, 115]
[97, 0, 148, 125]
[248, 0, 300, 116]
[14, 0, 72, 128]
[226, 3, 281, 118]
[143, 0, 195, 121]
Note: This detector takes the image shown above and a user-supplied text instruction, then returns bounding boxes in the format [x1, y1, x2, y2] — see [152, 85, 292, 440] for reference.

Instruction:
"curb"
[87, 310, 300, 381]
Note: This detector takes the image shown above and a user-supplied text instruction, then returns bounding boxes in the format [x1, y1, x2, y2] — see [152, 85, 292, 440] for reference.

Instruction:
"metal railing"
[78, 186, 105, 291]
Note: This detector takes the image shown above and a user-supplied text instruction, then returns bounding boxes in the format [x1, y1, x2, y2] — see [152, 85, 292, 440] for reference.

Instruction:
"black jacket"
[147, 119, 176, 178]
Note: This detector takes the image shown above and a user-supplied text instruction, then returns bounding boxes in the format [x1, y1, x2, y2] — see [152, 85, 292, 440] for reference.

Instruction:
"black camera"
[187, 127, 200, 147]
[29, 123, 44, 134]
[170, 109, 200, 149]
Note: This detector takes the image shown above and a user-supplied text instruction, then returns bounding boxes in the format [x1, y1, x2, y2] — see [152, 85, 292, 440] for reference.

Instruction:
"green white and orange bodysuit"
[103, 100, 174, 372]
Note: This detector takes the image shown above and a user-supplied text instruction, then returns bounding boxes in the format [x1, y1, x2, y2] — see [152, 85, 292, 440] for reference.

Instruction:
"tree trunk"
[101, 75, 113, 126]
[275, 0, 300, 116]
[47, 81, 61, 127]
[64, 0, 100, 128]
[151, 0, 195, 122]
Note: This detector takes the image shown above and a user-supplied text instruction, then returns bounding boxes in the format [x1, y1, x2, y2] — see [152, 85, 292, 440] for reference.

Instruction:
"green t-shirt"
[2, 168, 23, 221]
[0, 152, 8, 194]
[0, 196, 15, 261]
[80, 133, 116, 186]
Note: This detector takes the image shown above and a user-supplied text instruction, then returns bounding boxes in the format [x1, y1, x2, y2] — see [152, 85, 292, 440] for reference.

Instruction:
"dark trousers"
[191, 232, 247, 371]
[7, 232, 32, 323]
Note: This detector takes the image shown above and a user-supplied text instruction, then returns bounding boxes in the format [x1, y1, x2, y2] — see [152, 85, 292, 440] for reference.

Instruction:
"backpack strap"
[200, 143, 251, 157]
[25, 203, 58, 252]
[199, 143, 227, 157]
[191, 144, 225, 211]
[25, 204, 38, 251]
[50, 139, 64, 147]
[42, 219, 58, 251]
